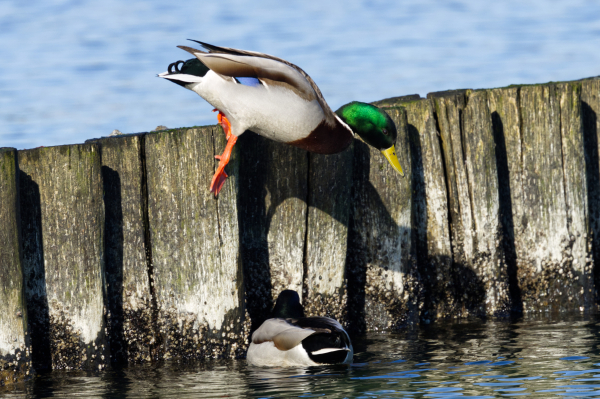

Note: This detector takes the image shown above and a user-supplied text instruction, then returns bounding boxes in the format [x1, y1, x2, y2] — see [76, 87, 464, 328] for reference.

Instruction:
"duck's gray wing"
[180, 41, 337, 126]
[251, 318, 316, 351]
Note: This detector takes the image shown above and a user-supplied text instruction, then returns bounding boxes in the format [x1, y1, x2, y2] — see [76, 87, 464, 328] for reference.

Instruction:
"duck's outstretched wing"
[179, 41, 338, 126]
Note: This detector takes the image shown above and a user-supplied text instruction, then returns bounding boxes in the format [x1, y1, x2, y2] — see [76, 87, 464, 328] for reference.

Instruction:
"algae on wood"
[97, 135, 155, 363]
[0, 148, 30, 383]
[346, 107, 416, 333]
[304, 146, 353, 322]
[145, 126, 247, 360]
[237, 132, 308, 327]
[19, 144, 107, 370]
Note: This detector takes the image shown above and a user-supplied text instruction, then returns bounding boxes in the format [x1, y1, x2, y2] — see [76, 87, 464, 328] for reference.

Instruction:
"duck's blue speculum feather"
[235, 77, 262, 87]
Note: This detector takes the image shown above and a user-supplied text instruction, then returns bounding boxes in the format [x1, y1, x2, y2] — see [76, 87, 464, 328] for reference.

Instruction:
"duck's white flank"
[188, 70, 325, 142]
[246, 341, 319, 367]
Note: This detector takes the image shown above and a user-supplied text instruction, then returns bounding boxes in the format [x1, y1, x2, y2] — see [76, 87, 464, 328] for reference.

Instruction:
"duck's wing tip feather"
[177, 45, 206, 56]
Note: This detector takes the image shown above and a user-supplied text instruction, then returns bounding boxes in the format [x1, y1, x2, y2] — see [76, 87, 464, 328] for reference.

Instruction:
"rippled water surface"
[1, 0, 600, 149]
[5, 313, 600, 398]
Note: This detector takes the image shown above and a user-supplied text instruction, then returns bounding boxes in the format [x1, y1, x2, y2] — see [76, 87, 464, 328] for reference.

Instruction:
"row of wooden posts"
[1, 76, 600, 383]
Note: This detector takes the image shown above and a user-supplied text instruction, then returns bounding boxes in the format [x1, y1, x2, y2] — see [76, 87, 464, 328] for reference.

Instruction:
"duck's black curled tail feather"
[188, 39, 246, 56]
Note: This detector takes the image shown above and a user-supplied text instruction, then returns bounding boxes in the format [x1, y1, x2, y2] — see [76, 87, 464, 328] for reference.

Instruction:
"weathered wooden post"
[145, 126, 248, 359]
[400, 99, 453, 320]
[514, 82, 592, 312]
[19, 144, 108, 370]
[0, 148, 31, 384]
[487, 86, 523, 312]
[96, 135, 155, 363]
[430, 90, 511, 316]
[581, 77, 600, 302]
[304, 147, 354, 322]
[346, 107, 417, 332]
[237, 132, 308, 327]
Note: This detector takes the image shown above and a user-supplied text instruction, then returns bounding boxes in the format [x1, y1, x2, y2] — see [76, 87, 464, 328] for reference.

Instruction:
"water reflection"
[5, 313, 600, 398]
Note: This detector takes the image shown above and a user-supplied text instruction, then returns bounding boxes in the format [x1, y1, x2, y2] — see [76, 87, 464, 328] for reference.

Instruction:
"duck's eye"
[382, 128, 388, 136]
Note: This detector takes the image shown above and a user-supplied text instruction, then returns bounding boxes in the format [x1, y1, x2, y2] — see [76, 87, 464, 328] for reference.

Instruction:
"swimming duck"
[246, 290, 353, 367]
[159, 40, 403, 195]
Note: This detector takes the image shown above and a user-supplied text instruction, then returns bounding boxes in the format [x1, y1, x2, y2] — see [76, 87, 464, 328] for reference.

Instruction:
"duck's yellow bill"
[381, 145, 404, 176]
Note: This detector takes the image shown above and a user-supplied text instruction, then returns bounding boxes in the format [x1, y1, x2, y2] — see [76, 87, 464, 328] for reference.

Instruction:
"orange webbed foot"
[209, 110, 237, 196]
[210, 166, 228, 195]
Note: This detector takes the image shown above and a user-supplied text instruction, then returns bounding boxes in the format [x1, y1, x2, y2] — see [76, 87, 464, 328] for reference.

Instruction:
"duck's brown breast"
[287, 119, 354, 154]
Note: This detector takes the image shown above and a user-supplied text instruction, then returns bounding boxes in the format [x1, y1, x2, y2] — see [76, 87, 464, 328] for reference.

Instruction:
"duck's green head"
[335, 102, 404, 176]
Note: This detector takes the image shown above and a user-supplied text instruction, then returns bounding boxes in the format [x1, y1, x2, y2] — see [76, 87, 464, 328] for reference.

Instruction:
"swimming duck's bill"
[381, 145, 404, 176]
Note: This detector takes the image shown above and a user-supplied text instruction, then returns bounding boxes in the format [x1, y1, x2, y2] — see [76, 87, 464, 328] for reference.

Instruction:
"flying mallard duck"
[159, 40, 403, 195]
[246, 290, 353, 367]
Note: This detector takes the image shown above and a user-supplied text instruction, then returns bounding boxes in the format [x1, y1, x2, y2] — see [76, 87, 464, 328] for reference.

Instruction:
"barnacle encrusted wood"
[144, 126, 248, 360]
[237, 132, 308, 327]
[346, 107, 417, 332]
[19, 144, 108, 370]
[401, 99, 453, 320]
[96, 135, 155, 363]
[304, 145, 354, 323]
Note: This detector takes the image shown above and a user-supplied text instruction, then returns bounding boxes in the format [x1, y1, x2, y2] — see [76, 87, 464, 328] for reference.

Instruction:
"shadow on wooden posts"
[237, 132, 276, 329]
[491, 111, 523, 313]
[582, 101, 600, 301]
[19, 171, 51, 371]
[101, 166, 126, 364]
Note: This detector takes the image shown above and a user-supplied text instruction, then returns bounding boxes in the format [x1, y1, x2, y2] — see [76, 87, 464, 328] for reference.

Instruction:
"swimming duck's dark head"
[335, 102, 404, 176]
[160, 58, 209, 88]
[272, 290, 304, 319]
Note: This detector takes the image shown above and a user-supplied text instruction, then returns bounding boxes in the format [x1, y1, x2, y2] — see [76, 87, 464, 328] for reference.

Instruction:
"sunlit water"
[1, 0, 600, 149]
[5, 313, 600, 398]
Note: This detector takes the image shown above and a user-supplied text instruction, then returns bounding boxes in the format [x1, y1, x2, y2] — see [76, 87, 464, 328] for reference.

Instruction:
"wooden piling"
[18, 144, 107, 370]
[96, 135, 155, 363]
[144, 126, 248, 359]
[303, 146, 354, 322]
[0, 148, 30, 383]
[346, 107, 417, 332]
[400, 99, 454, 320]
[237, 132, 308, 327]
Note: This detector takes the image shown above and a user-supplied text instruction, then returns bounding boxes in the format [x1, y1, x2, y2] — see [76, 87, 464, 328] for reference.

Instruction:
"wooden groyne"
[1, 77, 599, 380]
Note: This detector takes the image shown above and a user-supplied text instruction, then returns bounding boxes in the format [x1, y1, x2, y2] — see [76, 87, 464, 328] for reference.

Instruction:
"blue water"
[1, 0, 600, 149]
[4, 313, 600, 398]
